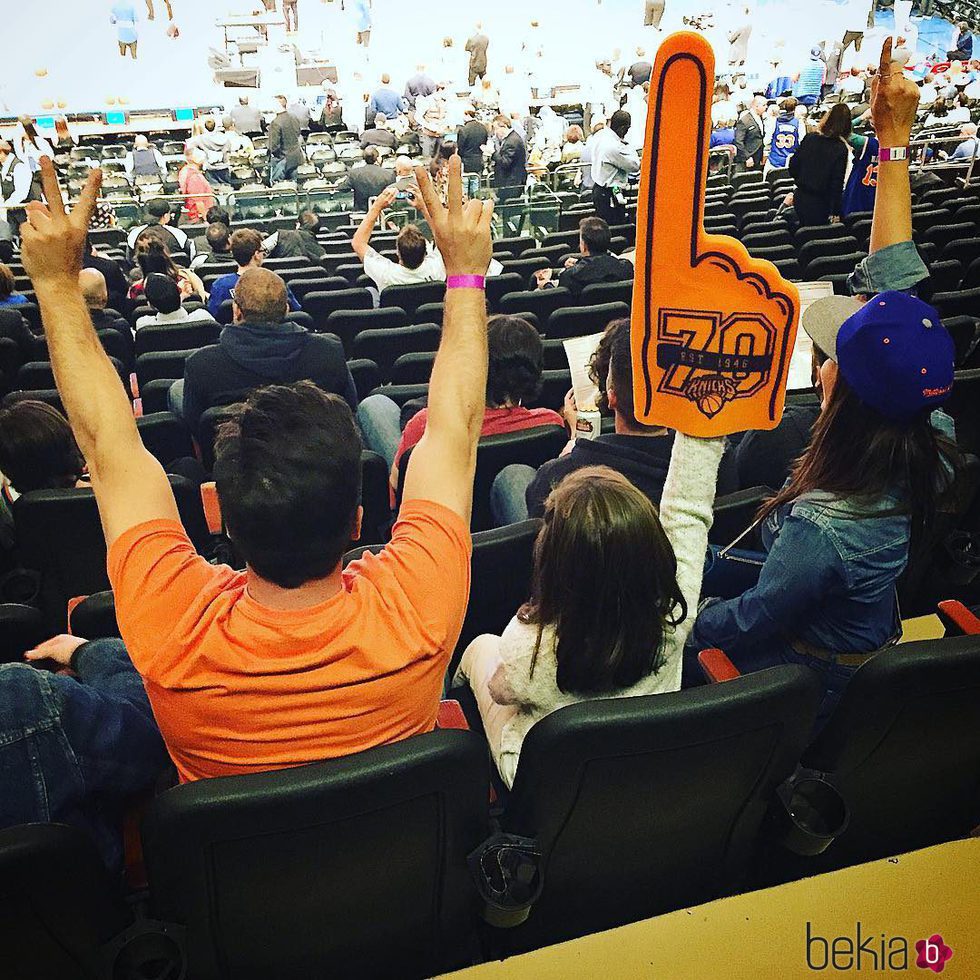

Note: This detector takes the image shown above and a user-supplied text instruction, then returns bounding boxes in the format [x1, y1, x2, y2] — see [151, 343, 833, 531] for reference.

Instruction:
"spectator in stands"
[194, 223, 233, 271]
[353, 187, 502, 293]
[949, 122, 979, 160]
[268, 95, 305, 183]
[83, 237, 129, 312]
[794, 47, 828, 106]
[0, 263, 27, 307]
[923, 97, 950, 128]
[492, 318, 675, 525]
[360, 315, 563, 493]
[561, 125, 585, 165]
[839, 67, 867, 97]
[190, 206, 232, 261]
[429, 141, 463, 207]
[417, 84, 450, 159]
[127, 199, 195, 260]
[178, 150, 215, 224]
[948, 22, 973, 61]
[123, 135, 165, 181]
[223, 119, 254, 160]
[492, 114, 528, 202]
[13, 119, 53, 192]
[370, 74, 408, 119]
[173, 265, 355, 436]
[136, 274, 216, 331]
[78, 268, 119, 331]
[110, 1, 140, 59]
[457, 105, 489, 176]
[628, 47, 653, 87]
[550, 217, 633, 299]
[287, 97, 311, 134]
[0, 630, 168, 870]
[591, 110, 639, 223]
[0, 139, 31, 237]
[465, 23, 490, 86]
[455, 410, 725, 788]
[22, 154, 493, 782]
[765, 97, 804, 175]
[348, 146, 395, 211]
[788, 103, 851, 225]
[188, 119, 233, 185]
[0, 400, 87, 495]
[579, 121, 604, 190]
[390, 155, 421, 196]
[266, 212, 327, 263]
[944, 92, 972, 126]
[207, 228, 300, 317]
[692, 39, 961, 724]
[734, 95, 767, 172]
[403, 64, 436, 110]
[129, 238, 206, 304]
[230, 95, 263, 136]
[361, 114, 398, 151]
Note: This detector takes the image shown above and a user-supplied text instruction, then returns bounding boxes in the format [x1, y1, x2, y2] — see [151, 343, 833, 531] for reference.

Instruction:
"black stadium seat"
[578, 280, 633, 306]
[325, 307, 408, 351]
[380, 280, 447, 317]
[136, 412, 195, 468]
[498, 287, 573, 323]
[351, 323, 441, 376]
[545, 301, 630, 340]
[303, 289, 374, 331]
[0, 604, 47, 664]
[390, 351, 436, 385]
[492, 665, 822, 953]
[346, 358, 382, 402]
[141, 730, 488, 979]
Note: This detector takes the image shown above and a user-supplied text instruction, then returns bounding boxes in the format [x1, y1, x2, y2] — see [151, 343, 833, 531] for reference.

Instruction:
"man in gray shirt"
[268, 96, 305, 183]
[230, 96, 263, 136]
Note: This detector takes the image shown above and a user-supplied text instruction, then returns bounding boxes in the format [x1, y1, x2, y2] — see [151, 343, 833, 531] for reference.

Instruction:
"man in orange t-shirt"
[20, 153, 494, 782]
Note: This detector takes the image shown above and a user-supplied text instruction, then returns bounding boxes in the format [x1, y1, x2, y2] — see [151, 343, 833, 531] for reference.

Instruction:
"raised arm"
[351, 186, 397, 260]
[19, 159, 179, 547]
[401, 155, 493, 522]
[869, 37, 919, 254]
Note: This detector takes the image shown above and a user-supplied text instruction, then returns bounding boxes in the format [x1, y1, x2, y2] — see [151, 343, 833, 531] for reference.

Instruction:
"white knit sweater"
[489, 433, 725, 786]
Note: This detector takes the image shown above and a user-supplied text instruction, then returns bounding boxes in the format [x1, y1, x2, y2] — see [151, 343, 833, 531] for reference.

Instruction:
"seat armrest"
[66, 595, 89, 635]
[937, 599, 980, 636]
[436, 699, 470, 731]
[201, 482, 223, 535]
[698, 648, 742, 683]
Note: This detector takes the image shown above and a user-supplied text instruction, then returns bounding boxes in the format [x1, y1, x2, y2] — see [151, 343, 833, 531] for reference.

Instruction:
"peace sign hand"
[631, 32, 799, 437]
[20, 157, 102, 288]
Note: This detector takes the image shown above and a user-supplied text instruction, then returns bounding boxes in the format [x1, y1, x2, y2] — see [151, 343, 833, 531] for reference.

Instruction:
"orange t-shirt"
[107, 499, 471, 783]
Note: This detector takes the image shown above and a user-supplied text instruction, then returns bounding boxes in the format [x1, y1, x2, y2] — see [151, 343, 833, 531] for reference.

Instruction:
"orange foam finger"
[631, 32, 800, 438]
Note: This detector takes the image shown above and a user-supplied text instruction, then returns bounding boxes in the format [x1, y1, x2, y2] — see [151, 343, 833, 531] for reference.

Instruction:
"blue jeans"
[490, 464, 536, 527]
[357, 393, 401, 469]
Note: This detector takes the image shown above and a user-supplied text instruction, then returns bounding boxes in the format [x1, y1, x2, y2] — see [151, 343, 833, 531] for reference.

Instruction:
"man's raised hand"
[20, 157, 102, 287]
[870, 37, 919, 147]
[415, 154, 493, 277]
[631, 32, 799, 437]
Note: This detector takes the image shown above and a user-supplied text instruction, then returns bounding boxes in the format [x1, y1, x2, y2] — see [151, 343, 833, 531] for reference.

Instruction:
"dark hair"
[493, 114, 511, 129]
[136, 238, 179, 280]
[607, 318, 662, 431]
[144, 198, 171, 222]
[213, 382, 363, 588]
[18, 117, 41, 150]
[206, 222, 230, 252]
[580, 216, 611, 255]
[298, 211, 320, 233]
[610, 109, 632, 138]
[206, 205, 231, 225]
[588, 318, 620, 413]
[362, 146, 380, 166]
[519, 466, 686, 695]
[819, 103, 852, 140]
[0, 263, 14, 300]
[928, 98, 949, 118]
[760, 371, 960, 550]
[231, 228, 264, 267]
[486, 315, 544, 407]
[396, 225, 427, 269]
[780, 96, 799, 113]
[0, 401, 85, 493]
[144, 273, 181, 314]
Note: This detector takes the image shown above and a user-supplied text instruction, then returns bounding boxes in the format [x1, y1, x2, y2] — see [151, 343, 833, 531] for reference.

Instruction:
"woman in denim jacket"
[692, 40, 961, 722]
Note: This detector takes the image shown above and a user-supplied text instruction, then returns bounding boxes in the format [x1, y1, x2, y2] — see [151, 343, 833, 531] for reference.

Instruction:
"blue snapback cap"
[802, 291, 955, 422]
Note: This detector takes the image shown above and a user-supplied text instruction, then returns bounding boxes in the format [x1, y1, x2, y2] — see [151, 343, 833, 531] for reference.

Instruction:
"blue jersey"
[768, 116, 800, 169]
[842, 136, 879, 218]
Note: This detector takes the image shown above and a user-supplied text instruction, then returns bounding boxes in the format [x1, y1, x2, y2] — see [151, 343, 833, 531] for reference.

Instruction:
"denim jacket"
[692, 491, 910, 662]
[0, 639, 169, 870]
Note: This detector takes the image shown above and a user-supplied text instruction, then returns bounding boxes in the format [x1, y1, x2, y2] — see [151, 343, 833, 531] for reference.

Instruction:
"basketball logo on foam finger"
[631, 32, 799, 437]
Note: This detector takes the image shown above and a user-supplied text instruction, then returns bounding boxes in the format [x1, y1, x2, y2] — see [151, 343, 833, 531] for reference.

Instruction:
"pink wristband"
[446, 275, 486, 290]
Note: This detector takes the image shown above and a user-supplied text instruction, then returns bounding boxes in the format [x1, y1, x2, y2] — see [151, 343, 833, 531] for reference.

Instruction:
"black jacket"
[457, 120, 489, 174]
[268, 111, 304, 169]
[348, 164, 396, 210]
[360, 128, 397, 151]
[493, 130, 527, 188]
[526, 432, 674, 516]
[789, 133, 849, 223]
[558, 252, 634, 298]
[180, 321, 357, 436]
[734, 110, 766, 164]
[271, 228, 326, 263]
[732, 404, 819, 492]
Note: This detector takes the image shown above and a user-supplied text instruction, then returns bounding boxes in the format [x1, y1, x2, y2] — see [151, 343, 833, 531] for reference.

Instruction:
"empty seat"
[379, 280, 446, 317]
[939, 236, 980, 269]
[493, 235, 536, 257]
[485, 273, 524, 311]
[141, 730, 488, 979]
[545, 301, 630, 340]
[804, 252, 866, 279]
[346, 358, 382, 402]
[931, 287, 980, 319]
[578, 280, 633, 306]
[390, 351, 436, 385]
[0, 604, 46, 665]
[287, 276, 349, 302]
[793, 224, 852, 249]
[498, 288, 573, 322]
[493, 665, 821, 952]
[351, 323, 441, 377]
[324, 306, 408, 352]
[923, 222, 977, 254]
[135, 348, 200, 389]
[412, 302, 445, 325]
[134, 320, 219, 357]
[797, 236, 861, 274]
[921, 259, 963, 300]
[303, 289, 374, 331]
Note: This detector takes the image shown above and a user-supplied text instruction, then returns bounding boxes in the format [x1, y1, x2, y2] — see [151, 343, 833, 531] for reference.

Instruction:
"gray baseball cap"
[801, 295, 863, 360]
